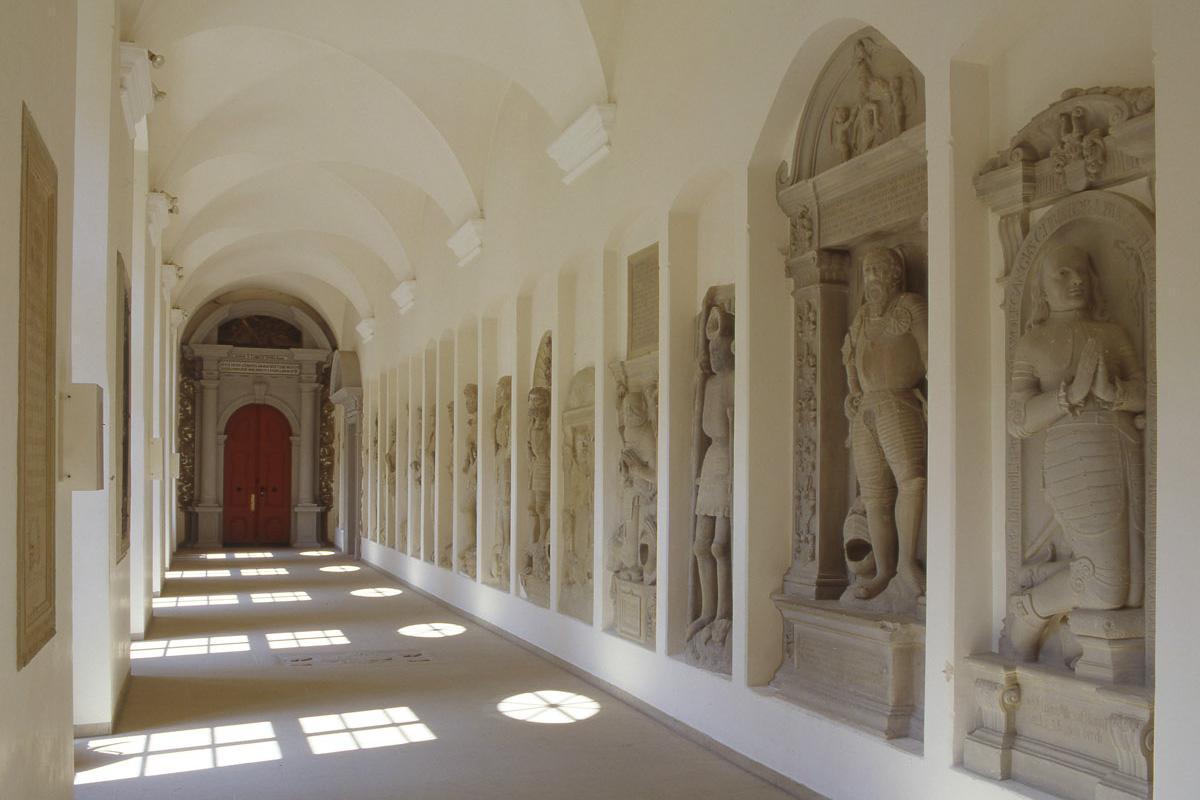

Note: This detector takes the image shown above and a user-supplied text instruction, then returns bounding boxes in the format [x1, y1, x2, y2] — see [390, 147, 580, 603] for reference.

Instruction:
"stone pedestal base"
[1069, 609, 1145, 685]
[294, 505, 323, 547]
[682, 619, 732, 675]
[196, 505, 222, 547]
[963, 654, 1153, 800]
[519, 573, 549, 607]
[782, 559, 848, 601]
[613, 577, 655, 647]
[771, 595, 923, 740]
[559, 582, 593, 624]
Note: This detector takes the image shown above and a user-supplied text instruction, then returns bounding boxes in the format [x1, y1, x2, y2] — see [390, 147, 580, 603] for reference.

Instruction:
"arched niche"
[187, 297, 336, 351]
[769, 23, 930, 743]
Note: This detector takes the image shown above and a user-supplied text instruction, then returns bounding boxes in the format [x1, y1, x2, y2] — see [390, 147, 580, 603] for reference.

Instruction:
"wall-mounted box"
[61, 384, 104, 491]
[147, 437, 163, 480]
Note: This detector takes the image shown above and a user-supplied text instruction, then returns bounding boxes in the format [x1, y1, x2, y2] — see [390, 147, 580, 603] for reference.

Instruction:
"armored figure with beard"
[842, 246, 928, 601]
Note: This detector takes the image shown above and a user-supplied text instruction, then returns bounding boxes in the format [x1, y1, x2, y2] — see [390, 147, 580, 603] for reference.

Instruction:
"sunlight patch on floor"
[397, 622, 465, 638]
[131, 635, 251, 659]
[266, 630, 350, 649]
[165, 569, 231, 579]
[240, 567, 289, 576]
[299, 707, 436, 755]
[497, 691, 601, 724]
[350, 587, 403, 598]
[299, 550, 335, 556]
[75, 723, 280, 785]
[251, 591, 311, 603]
[152, 594, 239, 608]
[319, 565, 360, 573]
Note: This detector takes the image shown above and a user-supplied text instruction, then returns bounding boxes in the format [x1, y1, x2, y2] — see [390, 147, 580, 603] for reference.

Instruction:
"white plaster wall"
[71, 0, 135, 736]
[0, 2, 78, 796]
[339, 1, 1194, 798]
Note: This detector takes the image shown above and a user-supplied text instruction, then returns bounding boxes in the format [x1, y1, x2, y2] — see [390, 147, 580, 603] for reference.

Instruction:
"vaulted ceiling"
[123, 0, 616, 334]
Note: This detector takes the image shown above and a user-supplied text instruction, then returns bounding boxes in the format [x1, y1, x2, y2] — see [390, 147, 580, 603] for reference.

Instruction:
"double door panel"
[223, 404, 291, 545]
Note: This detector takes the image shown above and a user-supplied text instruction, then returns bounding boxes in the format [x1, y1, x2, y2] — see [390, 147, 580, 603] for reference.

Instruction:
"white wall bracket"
[447, 217, 485, 267]
[356, 317, 377, 343]
[391, 280, 417, 314]
[119, 43, 156, 139]
[547, 104, 616, 185]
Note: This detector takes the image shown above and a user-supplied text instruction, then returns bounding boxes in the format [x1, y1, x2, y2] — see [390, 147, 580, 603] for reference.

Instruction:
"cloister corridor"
[71, 548, 806, 800]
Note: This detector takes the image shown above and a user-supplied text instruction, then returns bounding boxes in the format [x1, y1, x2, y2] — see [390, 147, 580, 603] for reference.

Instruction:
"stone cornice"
[547, 104, 616, 185]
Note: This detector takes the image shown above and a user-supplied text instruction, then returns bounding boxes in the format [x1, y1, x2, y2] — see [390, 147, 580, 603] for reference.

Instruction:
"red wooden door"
[223, 404, 292, 545]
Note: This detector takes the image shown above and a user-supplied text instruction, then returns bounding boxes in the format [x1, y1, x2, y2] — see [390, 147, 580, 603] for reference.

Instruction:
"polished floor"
[73, 548, 804, 799]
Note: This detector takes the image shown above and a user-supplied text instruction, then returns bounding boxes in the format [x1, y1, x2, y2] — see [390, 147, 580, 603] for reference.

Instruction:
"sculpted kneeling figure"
[842, 246, 928, 601]
[1002, 244, 1145, 661]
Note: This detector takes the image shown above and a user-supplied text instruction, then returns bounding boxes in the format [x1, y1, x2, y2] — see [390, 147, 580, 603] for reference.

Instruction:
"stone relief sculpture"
[410, 406, 422, 488]
[458, 384, 478, 578]
[963, 86, 1155, 800]
[560, 367, 595, 623]
[608, 359, 658, 646]
[684, 286, 735, 673]
[770, 28, 928, 740]
[441, 400, 454, 568]
[520, 333, 553, 606]
[386, 416, 397, 545]
[396, 402, 408, 552]
[1001, 244, 1146, 664]
[490, 376, 513, 587]
[839, 247, 928, 613]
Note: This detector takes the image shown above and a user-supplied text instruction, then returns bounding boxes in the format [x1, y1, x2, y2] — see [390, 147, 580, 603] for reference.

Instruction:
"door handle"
[250, 493, 256, 512]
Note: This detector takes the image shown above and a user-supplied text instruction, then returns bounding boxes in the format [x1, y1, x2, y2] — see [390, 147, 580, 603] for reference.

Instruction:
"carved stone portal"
[770, 27, 927, 741]
[560, 367, 595, 624]
[684, 286, 735, 673]
[965, 85, 1155, 800]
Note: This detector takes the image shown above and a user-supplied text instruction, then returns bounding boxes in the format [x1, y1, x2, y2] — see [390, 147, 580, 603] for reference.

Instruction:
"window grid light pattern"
[240, 567, 288, 576]
[496, 691, 601, 724]
[152, 595, 239, 608]
[251, 591, 311, 603]
[298, 707, 436, 755]
[266, 630, 349, 649]
[130, 636, 250, 659]
[165, 570, 231, 579]
[75, 723, 279, 785]
[350, 587, 403, 598]
[397, 622, 465, 638]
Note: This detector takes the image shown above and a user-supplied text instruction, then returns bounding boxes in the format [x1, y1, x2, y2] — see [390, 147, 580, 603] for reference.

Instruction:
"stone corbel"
[447, 217, 484, 267]
[119, 43, 157, 138]
[391, 280, 416, 315]
[146, 192, 173, 249]
[161, 262, 181, 299]
[547, 104, 616, 185]
[1099, 711, 1153, 800]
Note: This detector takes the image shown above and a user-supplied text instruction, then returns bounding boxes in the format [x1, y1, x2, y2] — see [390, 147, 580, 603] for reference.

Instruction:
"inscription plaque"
[627, 246, 659, 359]
[17, 104, 58, 669]
[819, 165, 927, 247]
